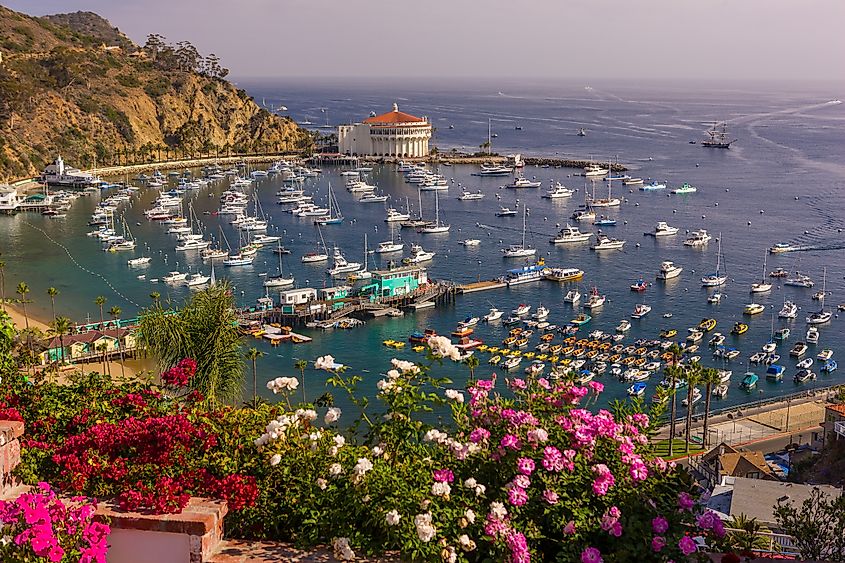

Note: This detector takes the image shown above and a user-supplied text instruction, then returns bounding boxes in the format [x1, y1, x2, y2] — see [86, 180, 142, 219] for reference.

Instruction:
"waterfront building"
[361, 265, 429, 299]
[0, 185, 21, 214]
[697, 443, 777, 487]
[41, 156, 95, 188]
[39, 328, 136, 364]
[338, 103, 431, 158]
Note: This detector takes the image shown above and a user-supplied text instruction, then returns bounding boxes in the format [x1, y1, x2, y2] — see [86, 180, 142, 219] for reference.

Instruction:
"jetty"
[457, 279, 507, 294]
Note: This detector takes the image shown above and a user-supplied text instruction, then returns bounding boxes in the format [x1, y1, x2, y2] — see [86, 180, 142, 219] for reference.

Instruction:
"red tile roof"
[363, 104, 425, 125]
[827, 403, 845, 416]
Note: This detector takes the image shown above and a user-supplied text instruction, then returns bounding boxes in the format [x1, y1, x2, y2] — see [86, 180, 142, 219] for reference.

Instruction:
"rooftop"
[363, 103, 426, 125]
[826, 403, 845, 416]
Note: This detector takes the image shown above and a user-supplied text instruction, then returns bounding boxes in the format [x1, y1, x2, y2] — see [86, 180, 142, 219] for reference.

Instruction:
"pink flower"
[652, 536, 666, 552]
[526, 428, 549, 444]
[542, 490, 558, 504]
[513, 474, 531, 489]
[588, 381, 604, 394]
[506, 531, 530, 563]
[652, 516, 669, 534]
[537, 377, 551, 389]
[508, 487, 528, 507]
[501, 434, 522, 450]
[476, 379, 495, 390]
[581, 547, 603, 563]
[508, 378, 527, 390]
[516, 457, 535, 475]
[678, 535, 697, 555]
[433, 469, 454, 483]
[630, 460, 649, 481]
[712, 517, 726, 538]
[470, 427, 491, 443]
[591, 464, 615, 496]
[542, 446, 564, 472]
[678, 492, 695, 511]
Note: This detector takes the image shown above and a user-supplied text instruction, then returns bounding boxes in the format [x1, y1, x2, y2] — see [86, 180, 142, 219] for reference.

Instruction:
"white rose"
[332, 537, 354, 561]
[316, 477, 328, 490]
[315, 355, 335, 371]
[328, 463, 343, 477]
[385, 509, 401, 526]
[269, 453, 282, 466]
[465, 509, 475, 524]
[431, 482, 451, 497]
[324, 407, 342, 424]
[445, 389, 465, 403]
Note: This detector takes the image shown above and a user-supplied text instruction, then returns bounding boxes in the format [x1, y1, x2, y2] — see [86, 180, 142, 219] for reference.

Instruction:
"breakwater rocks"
[522, 157, 627, 172]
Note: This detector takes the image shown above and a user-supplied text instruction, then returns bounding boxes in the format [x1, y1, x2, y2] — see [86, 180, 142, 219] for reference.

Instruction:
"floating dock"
[457, 279, 507, 294]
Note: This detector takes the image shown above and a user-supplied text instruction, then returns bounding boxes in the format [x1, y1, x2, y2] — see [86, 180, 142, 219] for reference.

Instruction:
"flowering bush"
[0, 482, 109, 563]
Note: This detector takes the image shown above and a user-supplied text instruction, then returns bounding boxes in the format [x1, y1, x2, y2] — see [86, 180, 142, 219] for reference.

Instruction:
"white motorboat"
[591, 234, 625, 251]
[682, 388, 702, 407]
[657, 261, 683, 280]
[784, 272, 814, 288]
[501, 205, 535, 257]
[769, 242, 798, 254]
[744, 303, 765, 315]
[671, 183, 697, 195]
[406, 244, 435, 264]
[639, 181, 667, 191]
[376, 241, 404, 254]
[616, 320, 631, 332]
[648, 222, 679, 237]
[458, 190, 484, 200]
[806, 268, 832, 324]
[701, 234, 727, 286]
[571, 208, 596, 222]
[327, 247, 361, 276]
[359, 193, 389, 203]
[513, 304, 531, 316]
[542, 182, 574, 199]
[175, 239, 210, 251]
[778, 301, 798, 318]
[185, 273, 210, 287]
[484, 308, 504, 322]
[805, 328, 819, 344]
[583, 287, 606, 309]
[623, 177, 644, 186]
[473, 164, 512, 177]
[550, 225, 593, 244]
[223, 253, 254, 266]
[385, 208, 411, 222]
[460, 239, 481, 247]
[163, 271, 187, 283]
[506, 177, 542, 189]
[631, 304, 652, 319]
[564, 289, 581, 303]
[301, 252, 329, 263]
[683, 229, 712, 247]
[584, 164, 609, 177]
[127, 256, 152, 266]
[533, 306, 550, 321]
[496, 206, 518, 217]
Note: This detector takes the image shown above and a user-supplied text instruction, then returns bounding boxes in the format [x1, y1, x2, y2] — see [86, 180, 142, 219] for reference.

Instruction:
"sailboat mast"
[522, 204, 527, 248]
[435, 191, 440, 226]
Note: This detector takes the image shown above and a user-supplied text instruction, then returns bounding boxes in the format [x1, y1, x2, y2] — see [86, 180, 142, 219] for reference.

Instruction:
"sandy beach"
[3, 301, 156, 379]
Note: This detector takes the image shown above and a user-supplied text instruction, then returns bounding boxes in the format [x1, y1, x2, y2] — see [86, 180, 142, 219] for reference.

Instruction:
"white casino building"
[338, 103, 431, 158]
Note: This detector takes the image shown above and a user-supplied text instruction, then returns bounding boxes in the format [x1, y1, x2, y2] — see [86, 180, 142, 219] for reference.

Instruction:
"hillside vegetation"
[0, 6, 311, 180]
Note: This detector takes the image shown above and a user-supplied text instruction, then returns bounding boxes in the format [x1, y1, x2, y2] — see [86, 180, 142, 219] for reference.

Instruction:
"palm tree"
[464, 355, 480, 381]
[725, 514, 775, 553]
[0, 260, 6, 311]
[245, 347, 265, 402]
[95, 342, 109, 377]
[701, 366, 720, 447]
[15, 282, 31, 372]
[49, 315, 72, 368]
[109, 305, 126, 380]
[139, 281, 244, 403]
[684, 363, 703, 454]
[94, 296, 106, 330]
[47, 287, 59, 324]
[149, 292, 161, 306]
[665, 343, 683, 456]
[295, 359, 307, 404]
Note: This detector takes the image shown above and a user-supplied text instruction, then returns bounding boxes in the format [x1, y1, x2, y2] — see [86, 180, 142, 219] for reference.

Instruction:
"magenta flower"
[651, 536, 666, 552]
[508, 378, 527, 390]
[506, 531, 530, 563]
[588, 381, 604, 394]
[501, 434, 522, 450]
[516, 457, 535, 475]
[652, 516, 669, 534]
[542, 446, 564, 472]
[678, 492, 695, 511]
[581, 546, 603, 563]
[470, 427, 491, 443]
[513, 474, 531, 489]
[678, 535, 697, 555]
[591, 464, 615, 496]
[432, 469, 454, 483]
[542, 490, 558, 504]
[630, 460, 649, 481]
[508, 486, 528, 507]
[563, 520, 576, 535]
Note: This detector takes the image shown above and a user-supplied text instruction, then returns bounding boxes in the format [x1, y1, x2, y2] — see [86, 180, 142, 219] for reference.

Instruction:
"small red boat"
[630, 279, 648, 292]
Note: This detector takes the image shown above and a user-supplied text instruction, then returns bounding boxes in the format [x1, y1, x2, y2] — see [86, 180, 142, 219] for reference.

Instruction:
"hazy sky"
[5, 0, 844, 82]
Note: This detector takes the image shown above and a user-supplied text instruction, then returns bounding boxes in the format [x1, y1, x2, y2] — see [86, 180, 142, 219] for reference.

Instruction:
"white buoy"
[635, 202, 640, 207]
[635, 243, 640, 248]
[747, 221, 752, 225]
[623, 221, 628, 225]
[715, 203, 718, 207]
[702, 215, 706, 219]
[760, 210, 764, 214]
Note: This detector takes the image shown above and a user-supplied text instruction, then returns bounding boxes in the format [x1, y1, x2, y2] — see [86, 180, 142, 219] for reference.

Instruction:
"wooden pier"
[457, 279, 507, 294]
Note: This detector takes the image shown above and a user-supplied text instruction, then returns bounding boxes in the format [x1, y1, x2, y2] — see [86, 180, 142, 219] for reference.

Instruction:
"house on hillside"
[39, 328, 136, 365]
[821, 403, 845, 445]
[698, 443, 778, 487]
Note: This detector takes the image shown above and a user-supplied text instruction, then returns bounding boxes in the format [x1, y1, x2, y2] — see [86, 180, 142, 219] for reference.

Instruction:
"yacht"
[376, 241, 404, 254]
[623, 178, 644, 186]
[543, 267, 585, 282]
[472, 164, 512, 176]
[202, 248, 228, 261]
[671, 183, 697, 195]
[542, 183, 574, 199]
[127, 256, 152, 266]
[506, 177, 542, 189]
[513, 304, 531, 316]
[506, 264, 545, 286]
[743, 303, 765, 315]
[631, 304, 652, 319]
[784, 272, 814, 288]
[583, 287, 606, 309]
[657, 261, 683, 280]
[591, 234, 625, 251]
[327, 247, 362, 276]
[458, 190, 484, 200]
[406, 244, 435, 264]
[700, 235, 727, 286]
[223, 253, 254, 267]
[584, 164, 609, 177]
[683, 230, 712, 247]
[185, 273, 211, 287]
[175, 239, 210, 251]
[790, 341, 809, 357]
[385, 208, 411, 222]
[496, 206, 518, 217]
[484, 308, 504, 322]
[301, 251, 329, 263]
[564, 289, 581, 303]
[264, 245, 295, 288]
[639, 181, 667, 191]
[778, 301, 798, 319]
[533, 306, 550, 321]
[647, 222, 679, 237]
[805, 327, 819, 344]
[359, 193, 389, 203]
[163, 271, 187, 283]
[550, 225, 593, 244]
[616, 320, 631, 333]
[460, 239, 481, 247]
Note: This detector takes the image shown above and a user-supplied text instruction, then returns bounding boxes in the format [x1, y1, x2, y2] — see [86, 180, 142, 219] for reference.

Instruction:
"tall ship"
[41, 156, 96, 188]
[701, 122, 736, 149]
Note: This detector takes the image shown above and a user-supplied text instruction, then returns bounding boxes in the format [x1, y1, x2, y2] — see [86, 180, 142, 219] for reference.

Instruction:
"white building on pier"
[338, 103, 431, 158]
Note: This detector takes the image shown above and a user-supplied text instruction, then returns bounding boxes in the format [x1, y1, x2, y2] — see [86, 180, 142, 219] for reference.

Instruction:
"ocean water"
[2, 78, 844, 416]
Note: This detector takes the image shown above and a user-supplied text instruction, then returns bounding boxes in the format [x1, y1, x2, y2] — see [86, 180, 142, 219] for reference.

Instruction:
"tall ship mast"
[702, 121, 736, 149]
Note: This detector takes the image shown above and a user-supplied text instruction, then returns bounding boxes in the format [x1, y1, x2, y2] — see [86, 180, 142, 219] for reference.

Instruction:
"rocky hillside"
[0, 7, 311, 181]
